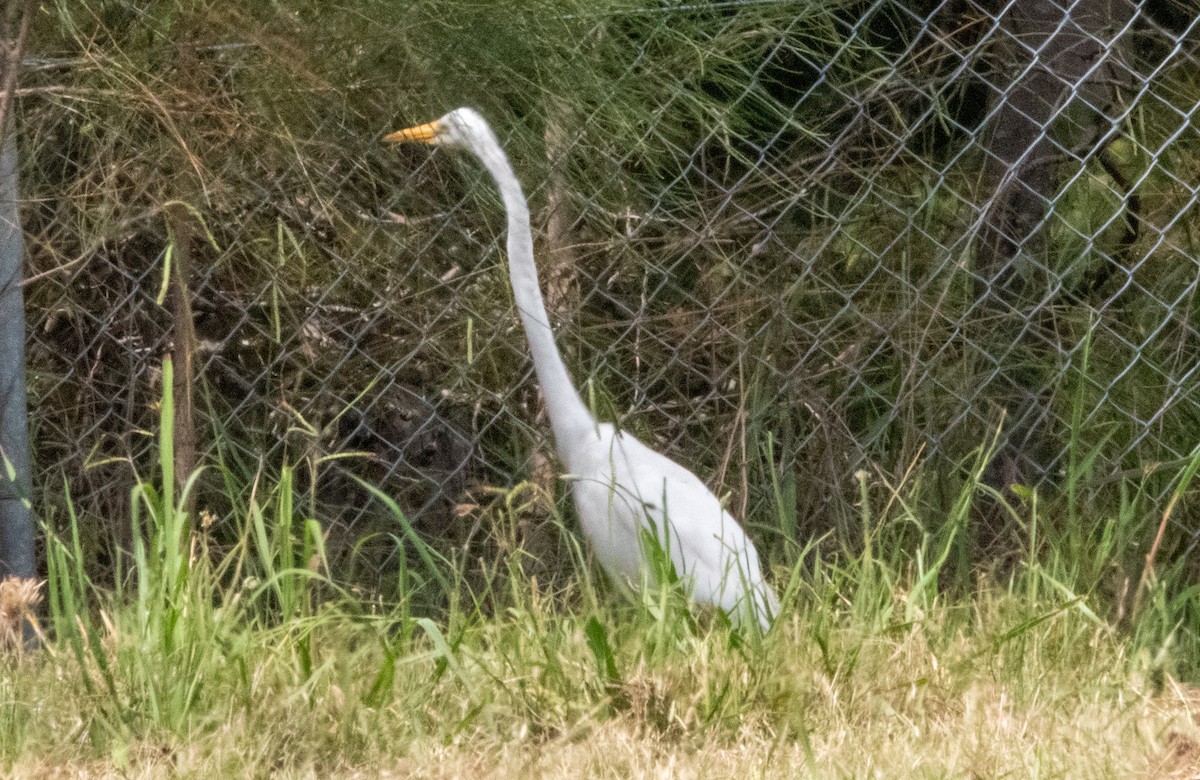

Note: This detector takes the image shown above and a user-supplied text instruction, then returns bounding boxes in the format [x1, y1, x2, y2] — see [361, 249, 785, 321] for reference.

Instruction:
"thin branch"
[0, 0, 34, 139]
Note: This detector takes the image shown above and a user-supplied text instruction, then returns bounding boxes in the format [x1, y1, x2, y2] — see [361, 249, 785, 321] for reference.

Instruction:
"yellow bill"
[384, 120, 442, 144]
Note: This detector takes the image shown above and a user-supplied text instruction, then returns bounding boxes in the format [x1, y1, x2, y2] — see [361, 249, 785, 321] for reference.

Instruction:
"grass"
[25, 0, 1200, 558]
[2, 604, 1188, 779]
[1, 359, 1198, 778]
[13, 7, 1200, 774]
[7, 30, 1196, 729]
[7, 536, 1198, 778]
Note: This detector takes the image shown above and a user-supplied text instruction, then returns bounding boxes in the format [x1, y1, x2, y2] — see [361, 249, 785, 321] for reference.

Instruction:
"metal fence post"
[0, 133, 35, 581]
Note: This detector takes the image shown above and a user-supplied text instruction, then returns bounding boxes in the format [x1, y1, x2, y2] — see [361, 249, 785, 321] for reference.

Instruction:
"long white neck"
[468, 129, 595, 451]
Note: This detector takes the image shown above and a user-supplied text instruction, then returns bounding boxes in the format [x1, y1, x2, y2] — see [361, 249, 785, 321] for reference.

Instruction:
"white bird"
[386, 108, 779, 629]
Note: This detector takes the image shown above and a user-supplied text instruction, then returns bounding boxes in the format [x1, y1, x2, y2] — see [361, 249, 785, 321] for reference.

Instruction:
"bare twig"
[0, 0, 34, 139]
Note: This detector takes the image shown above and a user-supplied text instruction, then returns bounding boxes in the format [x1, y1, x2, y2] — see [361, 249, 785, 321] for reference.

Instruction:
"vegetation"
[1, 372, 1197, 776]
[7, 1, 1200, 775]
[19, 0, 1200, 567]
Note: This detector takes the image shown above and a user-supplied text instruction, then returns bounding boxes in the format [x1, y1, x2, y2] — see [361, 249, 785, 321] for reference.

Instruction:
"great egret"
[386, 108, 779, 629]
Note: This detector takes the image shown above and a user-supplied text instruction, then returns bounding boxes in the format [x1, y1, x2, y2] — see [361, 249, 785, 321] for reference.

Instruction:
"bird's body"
[566, 422, 778, 625]
[388, 108, 778, 629]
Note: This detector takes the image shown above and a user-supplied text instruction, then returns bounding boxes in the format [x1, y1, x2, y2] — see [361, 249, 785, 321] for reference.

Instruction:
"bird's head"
[384, 107, 492, 150]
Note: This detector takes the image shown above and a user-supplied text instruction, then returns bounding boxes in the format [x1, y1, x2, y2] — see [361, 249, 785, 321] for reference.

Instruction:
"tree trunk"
[975, 0, 1135, 489]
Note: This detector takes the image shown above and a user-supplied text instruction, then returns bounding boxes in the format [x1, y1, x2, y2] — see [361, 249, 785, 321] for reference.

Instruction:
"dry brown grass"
[1, 605, 1194, 779]
[2, 693, 1189, 780]
[0, 577, 43, 650]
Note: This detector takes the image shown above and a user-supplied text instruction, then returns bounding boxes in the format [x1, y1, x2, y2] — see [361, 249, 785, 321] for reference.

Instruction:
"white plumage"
[387, 108, 779, 629]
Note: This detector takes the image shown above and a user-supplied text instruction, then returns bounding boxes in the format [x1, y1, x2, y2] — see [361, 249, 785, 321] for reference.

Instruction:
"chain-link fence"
[11, 0, 1200, 579]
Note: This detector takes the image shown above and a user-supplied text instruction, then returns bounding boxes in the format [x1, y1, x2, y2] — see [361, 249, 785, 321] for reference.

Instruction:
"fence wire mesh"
[12, 0, 1200, 578]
